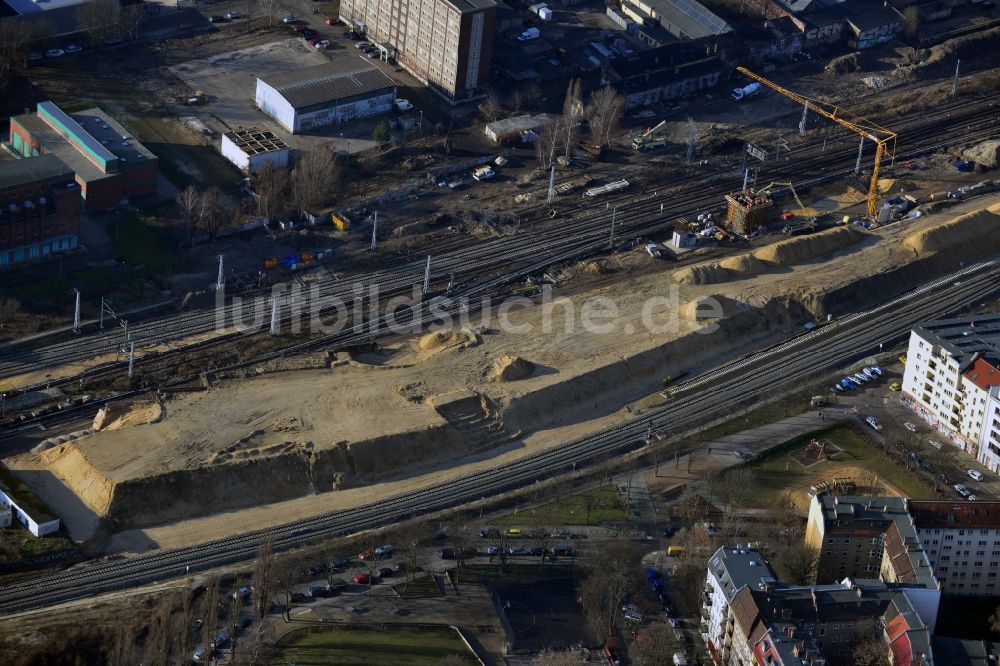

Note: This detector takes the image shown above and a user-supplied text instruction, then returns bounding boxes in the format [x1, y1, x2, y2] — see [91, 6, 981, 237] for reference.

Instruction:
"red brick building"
[0, 154, 80, 268]
[9, 101, 158, 213]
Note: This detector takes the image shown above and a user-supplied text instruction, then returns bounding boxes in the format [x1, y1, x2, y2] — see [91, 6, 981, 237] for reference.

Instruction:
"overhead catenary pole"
[127, 342, 135, 379]
[370, 212, 378, 252]
[99, 297, 104, 330]
[422, 255, 432, 294]
[799, 102, 809, 136]
[270, 296, 279, 336]
[855, 136, 865, 175]
[73, 289, 80, 333]
[742, 168, 750, 192]
[546, 165, 556, 204]
[608, 206, 618, 248]
[952, 59, 960, 97]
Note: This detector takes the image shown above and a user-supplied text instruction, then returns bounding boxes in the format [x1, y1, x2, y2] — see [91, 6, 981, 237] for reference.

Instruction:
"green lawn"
[274, 625, 477, 666]
[0, 527, 75, 564]
[739, 425, 935, 508]
[10, 212, 175, 301]
[313, 1, 340, 19]
[494, 484, 628, 526]
[392, 574, 441, 598]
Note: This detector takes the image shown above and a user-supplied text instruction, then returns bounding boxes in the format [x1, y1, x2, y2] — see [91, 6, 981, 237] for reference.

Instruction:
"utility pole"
[952, 59, 960, 97]
[99, 297, 104, 330]
[370, 212, 378, 252]
[270, 296, 279, 336]
[447, 273, 455, 293]
[685, 117, 697, 166]
[855, 136, 865, 175]
[127, 342, 135, 379]
[546, 165, 556, 204]
[799, 102, 809, 137]
[215, 254, 224, 293]
[73, 289, 81, 333]
[422, 255, 432, 294]
[742, 168, 750, 192]
[608, 206, 618, 248]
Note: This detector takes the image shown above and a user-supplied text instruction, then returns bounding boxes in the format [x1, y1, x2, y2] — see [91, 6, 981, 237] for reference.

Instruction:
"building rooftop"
[223, 124, 289, 156]
[707, 546, 778, 601]
[884, 593, 934, 665]
[71, 107, 157, 164]
[911, 314, 1000, 368]
[930, 637, 996, 666]
[964, 357, 1000, 391]
[445, 0, 497, 10]
[484, 113, 554, 136]
[638, 0, 732, 39]
[258, 60, 396, 111]
[11, 113, 108, 184]
[908, 500, 1000, 529]
[3, 0, 89, 14]
[0, 154, 74, 191]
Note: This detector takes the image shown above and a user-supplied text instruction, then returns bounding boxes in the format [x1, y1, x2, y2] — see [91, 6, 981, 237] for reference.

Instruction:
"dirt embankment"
[902, 203, 1000, 255]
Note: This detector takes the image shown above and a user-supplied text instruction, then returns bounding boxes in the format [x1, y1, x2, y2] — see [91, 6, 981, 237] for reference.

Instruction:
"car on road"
[929, 440, 942, 450]
[28, 52, 42, 61]
[353, 571, 372, 584]
[308, 585, 330, 597]
[904, 422, 918, 432]
[209, 15, 225, 22]
[890, 382, 902, 391]
[378, 567, 393, 578]
[315, 39, 331, 49]
[939, 472, 952, 485]
[374, 544, 394, 557]
[969, 494, 979, 501]
[505, 528, 522, 538]
[395, 98, 413, 111]
[480, 527, 500, 538]
[865, 416, 882, 432]
[45, 49, 66, 58]
[65, 44, 82, 54]
[969, 469, 985, 482]
[290, 592, 308, 602]
[226, 10, 241, 18]
[954, 483, 971, 498]
[282, 15, 297, 23]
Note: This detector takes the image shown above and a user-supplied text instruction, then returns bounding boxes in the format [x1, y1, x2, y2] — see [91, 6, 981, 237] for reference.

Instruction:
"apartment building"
[909, 500, 1000, 595]
[339, 0, 496, 101]
[983, 385, 1000, 474]
[0, 154, 80, 268]
[702, 546, 935, 666]
[901, 315, 1000, 456]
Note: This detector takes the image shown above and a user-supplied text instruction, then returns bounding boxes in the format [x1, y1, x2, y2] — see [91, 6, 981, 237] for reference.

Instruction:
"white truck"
[517, 27, 540, 41]
[731, 82, 760, 102]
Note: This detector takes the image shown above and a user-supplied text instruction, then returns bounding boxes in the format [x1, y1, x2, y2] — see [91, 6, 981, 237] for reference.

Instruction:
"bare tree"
[532, 526, 551, 569]
[532, 648, 584, 665]
[118, 3, 144, 43]
[292, 149, 340, 218]
[478, 87, 503, 123]
[252, 162, 288, 223]
[143, 594, 174, 666]
[488, 528, 509, 574]
[169, 590, 197, 666]
[275, 556, 301, 621]
[632, 623, 679, 666]
[252, 533, 277, 624]
[201, 576, 221, 660]
[778, 543, 819, 585]
[562, 78, 582, 159]
[510, 89, 525, 114]
[585, 85, 624, 150]
[903, 6, 920, 40]
[175, 185, 200, 243]
[396, 522, 426, 590]
[0, 19, 28, 83]
[79, 0, 119, 46]
[196, 186, 224, 238]
[535, 119, 563, 171]
[228, 576, 245, 660]
[107, 617, 141, 666]
[258, 0, 279, 27]
[451, 520, 475, 568]
[860, 468, 884, 496]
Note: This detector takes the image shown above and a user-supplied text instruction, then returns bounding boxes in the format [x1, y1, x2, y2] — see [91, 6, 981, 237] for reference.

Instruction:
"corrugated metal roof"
[258, 61, 396, 111]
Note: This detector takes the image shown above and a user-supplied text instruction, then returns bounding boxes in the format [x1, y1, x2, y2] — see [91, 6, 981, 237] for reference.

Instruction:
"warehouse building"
[339, 0, 496, 102]
[220, 125, 290, 174]
[0, 465, 61, 537]
[9, 101, 159, 213]
[255, 60, 396, 134]
[0, 154, 81, 268]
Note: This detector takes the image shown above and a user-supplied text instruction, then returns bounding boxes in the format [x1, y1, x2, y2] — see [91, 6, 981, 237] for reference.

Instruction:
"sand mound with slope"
[490, 355, 534, 382]
[418, 328, 478, 352]
[753, 227, 864, 266]
[719, 252, 767, 276]
[673, 262, 731, 285]
[902, 204, 1000, 255]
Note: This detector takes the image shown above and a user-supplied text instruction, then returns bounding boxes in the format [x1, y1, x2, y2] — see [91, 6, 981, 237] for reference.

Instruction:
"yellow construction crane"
[736, 67, 897, 219]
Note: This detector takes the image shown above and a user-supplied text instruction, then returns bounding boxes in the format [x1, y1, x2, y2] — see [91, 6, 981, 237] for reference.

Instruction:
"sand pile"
[417, 328, 478, 352]
[719, 252, 767, 276]
[93, 401, 163, 431]
[490, 355, 534, 382]
[673, 262, 731, 285]
[877, 178, 918, 194]
[753, 227, 864, 267]
[902, 204, 1000, 255]
[825, 52, 860, 75]
[963, 140, 1000, 169]
[680, 294, 751, 324]
[902, 26, 1000, 77]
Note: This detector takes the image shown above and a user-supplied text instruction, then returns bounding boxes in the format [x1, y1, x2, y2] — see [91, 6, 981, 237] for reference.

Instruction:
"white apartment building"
[901, 315, 1000, 457]
[339, 0, 496, 101]
[982, 386, 1000, 474]
[702, 546, 778, 663]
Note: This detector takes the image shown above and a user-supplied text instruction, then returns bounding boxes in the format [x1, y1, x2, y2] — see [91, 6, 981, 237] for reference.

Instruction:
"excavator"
[758, 181, 819, 235]
[631, 120, 669, 151]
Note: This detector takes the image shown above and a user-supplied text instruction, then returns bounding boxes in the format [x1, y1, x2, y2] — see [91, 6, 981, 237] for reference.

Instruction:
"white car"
[226, 10, 241, 18]
[472, 167, 495, 181]
[282, 15, 297, 23]
[865, 416, 882, 432]
[968, 495, 979, 501]
[45, 49, 66, 58]
[852, 373, 869, 384]
[645, 243, 662, 258]
[929, 440, 943, 450]
[868, 366, 884, 376]
[954, 483, 971, 497]
[968, 469, 985, 482]
[65, 44, 82, 54]
[494, 155, 508, 167]
[394, 98, 413, 111]
[904, 422, 917, 432]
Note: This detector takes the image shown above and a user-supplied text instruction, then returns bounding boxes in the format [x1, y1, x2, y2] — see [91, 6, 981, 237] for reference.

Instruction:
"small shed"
[220, 124, 290, 174]
[484, 114, 555, 143]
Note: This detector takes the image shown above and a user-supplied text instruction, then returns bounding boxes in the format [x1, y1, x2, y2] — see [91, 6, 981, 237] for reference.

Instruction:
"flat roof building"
[620, 0, 733, 41]
[255, 60, 397, 134]
[339, 0, 496, 102]
[9, 101, 159, 213]
[220, 125, 290, 174]
[0, 154, 80, 268]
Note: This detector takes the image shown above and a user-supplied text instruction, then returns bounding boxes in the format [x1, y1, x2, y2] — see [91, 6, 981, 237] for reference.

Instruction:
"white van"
[969, 469, 985, 482]
[473, 166, 495, 181]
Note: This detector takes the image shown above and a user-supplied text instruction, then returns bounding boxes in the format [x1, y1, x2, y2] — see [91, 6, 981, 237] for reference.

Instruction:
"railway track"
[1, 257, 996, 614]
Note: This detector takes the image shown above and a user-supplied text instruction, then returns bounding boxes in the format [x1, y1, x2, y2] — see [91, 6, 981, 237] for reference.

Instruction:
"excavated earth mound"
[490, 355, 535, 382]
[902, 204, 1000, 255]
[673, 262, 731, 285]
[718, 252, 767, 276]
[753, 227, 864, 266]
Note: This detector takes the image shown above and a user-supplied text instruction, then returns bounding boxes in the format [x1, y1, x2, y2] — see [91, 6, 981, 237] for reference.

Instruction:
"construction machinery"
[632, 120, 669, 151]
[758, 181, 819, 235]
[735, 67, 896, 219]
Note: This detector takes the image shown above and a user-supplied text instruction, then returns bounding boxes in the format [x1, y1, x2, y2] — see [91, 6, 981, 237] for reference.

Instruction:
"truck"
[517, 27, 540, 41]
[631, 120, 668, 151]
[731, 82, 760, 102]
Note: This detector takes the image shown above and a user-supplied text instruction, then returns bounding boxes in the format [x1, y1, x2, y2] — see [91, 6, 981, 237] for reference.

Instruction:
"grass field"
[740, 426, 934, 508]
[392, 574, 441, 598]
[274, 625, 476, 665]
[494, 484, 628, 526]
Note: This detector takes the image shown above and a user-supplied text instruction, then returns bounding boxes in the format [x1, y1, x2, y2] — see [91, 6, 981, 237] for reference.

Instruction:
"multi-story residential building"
[909, 500, 1000, 594]
[9, 101, 159, 213]
[702, 545, 935, 666]
[0, 154, 81, 268]
[339, 0, 496, 102]
[901, 315, 1000, 456]
[983, 385, 1000, 474]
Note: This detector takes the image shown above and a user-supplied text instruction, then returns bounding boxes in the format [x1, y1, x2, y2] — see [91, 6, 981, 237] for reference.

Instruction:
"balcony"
[702, 608, 711, 621]
[703, 593, 713, 607]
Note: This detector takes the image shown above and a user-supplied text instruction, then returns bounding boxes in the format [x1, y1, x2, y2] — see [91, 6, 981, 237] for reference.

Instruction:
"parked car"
[353, 571, 372, 584]
[904, 422, 918, 432]
[939, 472, 952, 485]
[929, 440, 943, 450]
[889, 382, 902, 391]
[841, 378, 858, 390]
[232, 585, 252, 601]
[954, 483, 971, 498]
[830, 385, 844, 394]
[282, 15, 297, 23]
[505, 528, 522, 538]
[292, 24, 307, 33]
[438, 547, 456, 560]
[307, 36, 322, 45]
[852, 373, 869, 384]
[508, 546, 530, 556]
[28, 52, 42, 61]
[358, 548, 375, 560]
[332, 558, 352, 570]
[969, 494, 979, 501]
[315, 39, 331, 49]
[328, 577, 348, 591]
[378, 567, 393, 578]
[65, 44, 82, 54]
[552, 545, 574, 557]
[226, 10, 241, 18]
[550, 529, 572, 539]
[45, 49, 66, 58]
[480, 527, 500, 538]
[308, 585, 330, 597]
[486, 545, 500, 555]
[969, 469, 985, 482]
[325, 18, 337, 25]
[662, 527, 678, 537]
[211, 630, 231, 650]
[344, 30, 360, 39]
[867, 366, 884, 376]
[865, 416, 882, 432]
[395, 98, 413, 111]
[374, 544, 394, 557]
[192, 647, 207, 663]
[208, 15, 225, 22]
[290, 592, 308, 603]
